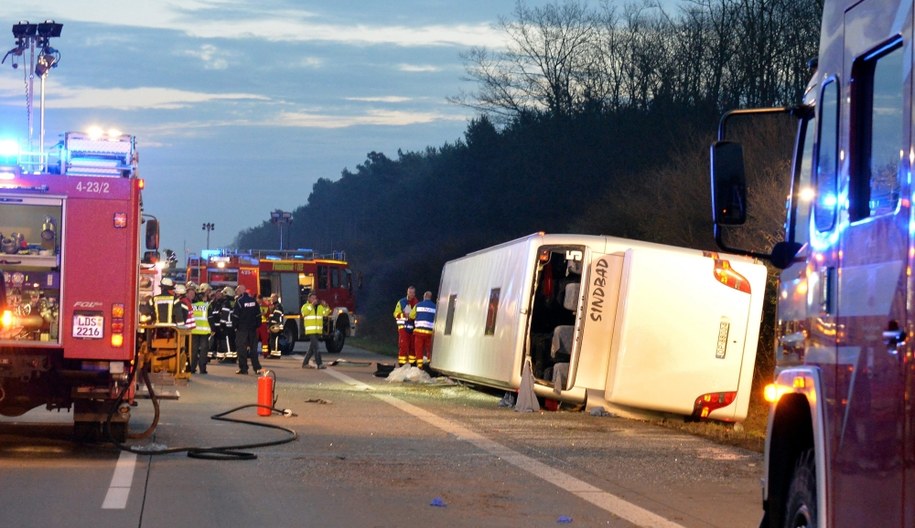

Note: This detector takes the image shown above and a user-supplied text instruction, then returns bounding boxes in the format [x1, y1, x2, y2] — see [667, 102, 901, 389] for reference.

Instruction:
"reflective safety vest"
[191, 301, 211, 335]
[393, 297, 417, 332]
[153, 294, 176, 326]
[301, 302, 329, 336]
[411, 300, 436, 335]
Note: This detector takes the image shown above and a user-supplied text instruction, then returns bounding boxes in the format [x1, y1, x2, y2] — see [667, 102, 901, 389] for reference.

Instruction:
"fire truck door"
[832, 2, 910, 525]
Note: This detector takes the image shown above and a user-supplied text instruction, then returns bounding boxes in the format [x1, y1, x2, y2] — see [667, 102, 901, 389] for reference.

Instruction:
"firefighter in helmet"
[152, 278, 178, 326]
[174, 284, 195, 330]
[219, 286, 237, 359]
[267, 293, 285, 357]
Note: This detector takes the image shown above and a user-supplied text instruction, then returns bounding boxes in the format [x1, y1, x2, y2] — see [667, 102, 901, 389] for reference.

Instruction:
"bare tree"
[450, 0, 598, 118]
[452, 0, 821, 119]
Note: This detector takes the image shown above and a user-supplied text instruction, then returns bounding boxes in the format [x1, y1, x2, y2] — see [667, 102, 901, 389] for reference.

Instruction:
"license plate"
[716, 320, 730, 359]
[73, 314, 104, 339]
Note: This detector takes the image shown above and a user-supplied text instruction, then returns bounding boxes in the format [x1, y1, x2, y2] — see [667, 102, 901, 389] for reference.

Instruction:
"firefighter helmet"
[198, 282, 211, 292]
[161, 277, 175, 289]
[175, 284, 187, 295]
[186, 281, 198, 290]
[222, 286, 235, 296]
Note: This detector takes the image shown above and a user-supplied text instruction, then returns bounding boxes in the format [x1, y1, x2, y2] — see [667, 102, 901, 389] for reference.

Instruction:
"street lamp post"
[202, 222, 214, 249]
[269, 210, 293, 250]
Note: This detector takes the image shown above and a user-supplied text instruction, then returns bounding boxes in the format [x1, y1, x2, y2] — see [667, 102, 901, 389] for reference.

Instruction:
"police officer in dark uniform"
[232, 284, 263, 375]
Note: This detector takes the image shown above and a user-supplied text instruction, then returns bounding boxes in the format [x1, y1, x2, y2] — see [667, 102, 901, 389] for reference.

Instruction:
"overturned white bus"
[430, 233, 767, 421]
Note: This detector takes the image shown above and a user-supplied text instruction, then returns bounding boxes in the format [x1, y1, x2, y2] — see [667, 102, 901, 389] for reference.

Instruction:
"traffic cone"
[514, 357, 539, 412]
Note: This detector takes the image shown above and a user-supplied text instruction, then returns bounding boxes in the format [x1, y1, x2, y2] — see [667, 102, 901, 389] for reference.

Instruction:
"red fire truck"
[187, 249, 357, 353]
[711, 0, 915, 525]
[0, 129, 156, 440]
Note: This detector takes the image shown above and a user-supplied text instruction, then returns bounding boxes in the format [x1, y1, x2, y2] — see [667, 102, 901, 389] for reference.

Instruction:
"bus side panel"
[604, 249, 766, 420]
[430, 239, 537, 389]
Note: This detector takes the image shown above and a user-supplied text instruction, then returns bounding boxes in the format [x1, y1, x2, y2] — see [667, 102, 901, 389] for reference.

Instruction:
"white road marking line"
[324, 366, 374, 391]
[329, 369, 685, 528]
[102, 451, 137, 509]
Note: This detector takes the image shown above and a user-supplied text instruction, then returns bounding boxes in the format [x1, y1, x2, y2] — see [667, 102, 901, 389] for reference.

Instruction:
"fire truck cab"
[711, 0, 915, 525]
[187, 249, 356, 353]
[0, 130, 154, 440]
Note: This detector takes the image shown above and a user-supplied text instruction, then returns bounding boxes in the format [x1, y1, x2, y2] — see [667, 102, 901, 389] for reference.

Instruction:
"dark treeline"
[235, 0, 821, 343]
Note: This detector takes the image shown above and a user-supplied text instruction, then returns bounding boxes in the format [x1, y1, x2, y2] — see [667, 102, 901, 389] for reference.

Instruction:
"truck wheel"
[283, 324, 297, 355]
[783, 449, 816, 528]
[324, 326, 345, 354]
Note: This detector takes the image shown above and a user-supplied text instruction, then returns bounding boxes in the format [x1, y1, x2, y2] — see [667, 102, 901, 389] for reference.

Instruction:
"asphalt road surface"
[0, 343, 763, 528]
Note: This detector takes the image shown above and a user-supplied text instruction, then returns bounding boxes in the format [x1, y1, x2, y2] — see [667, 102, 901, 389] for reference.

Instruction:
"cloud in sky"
[182, 44, 231, 70]
[0, 0, 685, 256]
[344, 96, 413, 103]
[0, 1, 509, 48]
[397, 64, 442, 73]
[276, 108, 467, 129]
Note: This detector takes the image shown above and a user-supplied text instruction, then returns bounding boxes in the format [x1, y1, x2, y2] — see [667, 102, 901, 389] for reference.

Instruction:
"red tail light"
[110, 303, 125, 347]
[712, 259, 752, 293]
[693, 391, 737, 418]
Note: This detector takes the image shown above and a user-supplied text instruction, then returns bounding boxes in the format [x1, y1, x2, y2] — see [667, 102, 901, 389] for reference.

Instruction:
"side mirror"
[770, 241, 803, 270]
[145, 218, 160, 250]
[710, 141, 747, 225]
[142, 251, 160, 264]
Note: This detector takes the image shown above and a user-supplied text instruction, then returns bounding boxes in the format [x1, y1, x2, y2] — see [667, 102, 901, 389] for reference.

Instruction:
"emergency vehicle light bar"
[65, 135, 133, 155]
[62, 132, 136, 177]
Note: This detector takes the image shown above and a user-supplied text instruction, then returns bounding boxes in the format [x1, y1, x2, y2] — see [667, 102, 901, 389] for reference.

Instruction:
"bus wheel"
[783, 449, 816, 528]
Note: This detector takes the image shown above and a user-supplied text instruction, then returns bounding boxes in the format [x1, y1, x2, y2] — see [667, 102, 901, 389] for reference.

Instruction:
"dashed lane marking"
[102, 451, 137, 509]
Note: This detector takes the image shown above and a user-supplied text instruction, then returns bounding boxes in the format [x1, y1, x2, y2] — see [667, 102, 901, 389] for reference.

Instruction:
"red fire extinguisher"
[257, 370, 276, 416]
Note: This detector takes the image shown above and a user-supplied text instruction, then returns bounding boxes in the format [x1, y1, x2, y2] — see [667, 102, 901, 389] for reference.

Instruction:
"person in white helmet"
[218, 286, 237, 360]
[153, 278, 179, 326]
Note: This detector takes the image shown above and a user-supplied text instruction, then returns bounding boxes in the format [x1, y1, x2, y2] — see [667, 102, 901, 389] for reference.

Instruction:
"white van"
[430, 233, 767, 421]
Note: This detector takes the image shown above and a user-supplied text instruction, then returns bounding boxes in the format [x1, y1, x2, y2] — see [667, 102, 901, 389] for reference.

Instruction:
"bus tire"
[783, 448, 816, 528]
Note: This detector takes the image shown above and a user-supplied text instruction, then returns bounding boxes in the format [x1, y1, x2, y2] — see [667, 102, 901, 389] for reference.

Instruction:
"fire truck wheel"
[324, 326, 345, 354]
[283, 325, 297, 354]
[783, 448, 816, 528]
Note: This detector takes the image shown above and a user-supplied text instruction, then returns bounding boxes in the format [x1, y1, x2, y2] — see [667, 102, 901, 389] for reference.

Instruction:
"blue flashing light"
[0, 139, 20, 163]
[819, 193, 838, 208]
[200, 249, 222, 260]
[264, 255, 280, 260]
